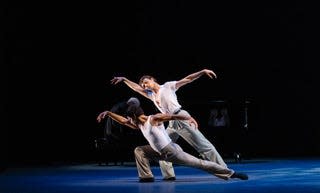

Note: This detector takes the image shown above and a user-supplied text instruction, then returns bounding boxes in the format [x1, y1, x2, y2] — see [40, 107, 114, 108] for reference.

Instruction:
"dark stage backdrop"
[4, 0, 319, 165]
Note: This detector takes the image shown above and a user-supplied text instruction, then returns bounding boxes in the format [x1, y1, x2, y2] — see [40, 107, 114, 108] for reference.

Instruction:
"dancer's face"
[140, 78, 154, 90]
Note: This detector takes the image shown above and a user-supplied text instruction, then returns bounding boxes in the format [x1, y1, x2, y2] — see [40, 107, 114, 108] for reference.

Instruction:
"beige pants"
[134, 142, 234, 180]
[159, 109, 228, 179]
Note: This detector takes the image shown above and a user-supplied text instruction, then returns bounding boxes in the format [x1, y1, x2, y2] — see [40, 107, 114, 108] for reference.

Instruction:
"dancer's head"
[126, 104, 144, 125]
[127, 97, 140, 107]
[139, 75, 157, 90]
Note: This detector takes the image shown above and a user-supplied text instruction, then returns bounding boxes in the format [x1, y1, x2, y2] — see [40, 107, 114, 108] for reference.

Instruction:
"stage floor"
[1, 158, 320, 193]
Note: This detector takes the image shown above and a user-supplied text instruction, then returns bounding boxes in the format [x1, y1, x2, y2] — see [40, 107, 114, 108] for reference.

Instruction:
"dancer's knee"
[134, 146, 144, 157]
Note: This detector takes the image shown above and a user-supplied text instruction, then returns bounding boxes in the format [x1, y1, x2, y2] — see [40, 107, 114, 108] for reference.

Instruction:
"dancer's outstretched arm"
[111, 77, 150, 99]
[99, 111, 138, 129]
[176, 69, 217, 89]
[151, 113, 198, 129]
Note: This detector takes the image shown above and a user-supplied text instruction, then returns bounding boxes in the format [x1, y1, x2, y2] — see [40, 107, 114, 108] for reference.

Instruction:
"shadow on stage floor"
[1, 157, 320, 193]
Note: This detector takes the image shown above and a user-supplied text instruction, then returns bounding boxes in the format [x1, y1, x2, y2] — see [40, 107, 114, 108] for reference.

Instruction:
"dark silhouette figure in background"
[206, 104, 231, 159]
[208, 107, 230, 128]
[95, 97, 141, 165]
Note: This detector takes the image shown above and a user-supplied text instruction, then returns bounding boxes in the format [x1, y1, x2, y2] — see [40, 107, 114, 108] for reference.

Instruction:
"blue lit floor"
[1, 158, 320, 193]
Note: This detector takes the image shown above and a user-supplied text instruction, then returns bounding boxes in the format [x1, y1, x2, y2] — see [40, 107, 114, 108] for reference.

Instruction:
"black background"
[4, 0, 319, 166]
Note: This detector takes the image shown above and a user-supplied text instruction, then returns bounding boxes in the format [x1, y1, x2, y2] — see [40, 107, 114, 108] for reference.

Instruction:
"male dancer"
[98, 104, 248, 182]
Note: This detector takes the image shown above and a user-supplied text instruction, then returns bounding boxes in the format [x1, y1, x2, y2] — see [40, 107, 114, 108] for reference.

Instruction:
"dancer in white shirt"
[98, 104, 248, 182]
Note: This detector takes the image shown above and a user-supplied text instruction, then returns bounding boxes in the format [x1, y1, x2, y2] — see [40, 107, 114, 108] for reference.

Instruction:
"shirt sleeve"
[164, 81, 178, 91]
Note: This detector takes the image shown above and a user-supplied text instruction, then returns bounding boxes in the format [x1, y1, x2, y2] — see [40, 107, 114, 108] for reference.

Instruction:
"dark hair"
[126, 104, 144, 124]
[139, 75, 157, 86]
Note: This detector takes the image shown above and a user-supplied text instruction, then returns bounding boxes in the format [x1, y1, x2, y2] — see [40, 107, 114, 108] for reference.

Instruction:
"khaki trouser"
[134, 142, 234, 180]
[159, 109, 228, 179]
